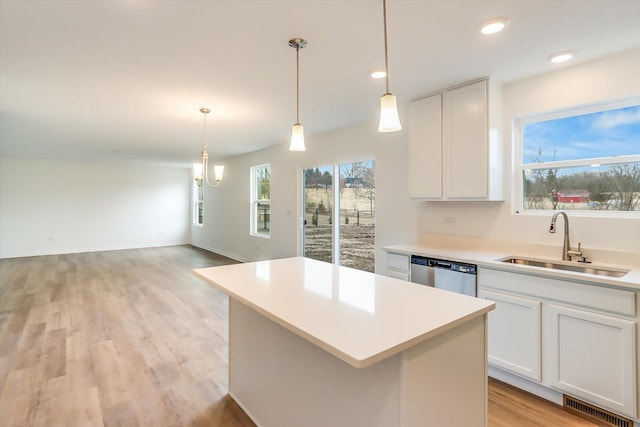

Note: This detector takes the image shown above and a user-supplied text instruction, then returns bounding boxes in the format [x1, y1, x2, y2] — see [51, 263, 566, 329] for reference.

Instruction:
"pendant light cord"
[296, 44, 300, 124]
[383, 0, 390, 95]
[202, 111, 208, 151]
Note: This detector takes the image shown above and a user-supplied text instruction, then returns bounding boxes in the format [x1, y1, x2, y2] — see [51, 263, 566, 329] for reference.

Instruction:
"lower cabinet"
[478, 289, 541, 381]
[386, 252, 409, 281]
[546, 304, 637, 418]
[479, 267, 638, 420]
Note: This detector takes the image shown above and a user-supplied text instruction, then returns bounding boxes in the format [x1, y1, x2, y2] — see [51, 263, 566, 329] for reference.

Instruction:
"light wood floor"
[0, 246, 606, 426]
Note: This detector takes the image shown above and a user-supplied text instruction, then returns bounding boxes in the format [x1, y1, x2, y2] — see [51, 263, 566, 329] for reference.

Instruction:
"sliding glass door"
[302, 161, 375, 273]
[338, 161, 375, 272]
[302, 165, 334, 263]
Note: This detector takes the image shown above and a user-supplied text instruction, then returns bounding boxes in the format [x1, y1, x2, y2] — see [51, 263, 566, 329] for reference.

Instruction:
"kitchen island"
[194, 257, 495, 427]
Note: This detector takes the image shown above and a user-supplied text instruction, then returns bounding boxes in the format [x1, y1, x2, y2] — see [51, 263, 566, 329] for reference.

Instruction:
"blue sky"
[523, 105, 640, 164]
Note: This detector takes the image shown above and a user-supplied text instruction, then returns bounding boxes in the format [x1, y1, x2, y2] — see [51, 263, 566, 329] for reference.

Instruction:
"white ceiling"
[2, 0, 640, 167]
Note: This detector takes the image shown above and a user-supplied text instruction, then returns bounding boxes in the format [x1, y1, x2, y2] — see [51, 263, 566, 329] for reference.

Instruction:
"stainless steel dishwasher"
[410, 255, 477, 297]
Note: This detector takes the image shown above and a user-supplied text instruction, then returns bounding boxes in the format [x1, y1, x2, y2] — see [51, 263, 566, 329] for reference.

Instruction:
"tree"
[256, 166, 270, 199]
[525, 146, 558, 209]
[606, 163, 640, 211]
[361, 162, 375, 215]
[320, 171, 332, 189]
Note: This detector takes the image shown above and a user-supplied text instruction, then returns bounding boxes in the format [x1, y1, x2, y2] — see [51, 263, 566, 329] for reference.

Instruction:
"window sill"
[513, 208, 639, 219]
[250, 232, 271, 239]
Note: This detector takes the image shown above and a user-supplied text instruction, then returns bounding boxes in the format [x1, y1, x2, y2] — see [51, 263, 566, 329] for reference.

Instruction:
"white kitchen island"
[194, 257, 495, 427]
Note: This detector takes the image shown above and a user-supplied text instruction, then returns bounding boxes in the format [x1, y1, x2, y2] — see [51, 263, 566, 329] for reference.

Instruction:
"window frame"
[513, 97, 640, 217]
[250, 164, 271, 238]
[193, 177, 204, 227]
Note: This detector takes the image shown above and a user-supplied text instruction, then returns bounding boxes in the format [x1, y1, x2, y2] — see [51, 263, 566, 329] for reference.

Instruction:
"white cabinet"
[546, 304, 637, 418]
[478, 289, 541, 381]
[386, 252, 409, 281]
[478, 267, 638, 420]
[443, 80, 488, 198]
[408, 93, 442, 198]
[408, 79, 502, 200]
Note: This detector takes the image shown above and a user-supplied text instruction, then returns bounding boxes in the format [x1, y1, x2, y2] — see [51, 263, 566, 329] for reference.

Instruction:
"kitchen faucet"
[549, 211, 582, 261]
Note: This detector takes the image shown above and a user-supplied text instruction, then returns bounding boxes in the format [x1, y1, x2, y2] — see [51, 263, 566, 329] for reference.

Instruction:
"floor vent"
[563, 395, 632, 427]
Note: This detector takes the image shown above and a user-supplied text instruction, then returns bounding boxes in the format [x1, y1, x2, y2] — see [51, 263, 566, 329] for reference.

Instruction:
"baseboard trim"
[0, 241, 191, 260]
[190, 244, 249, 263]
[227, 392, 261, 427]
[488, 365, 563, 405]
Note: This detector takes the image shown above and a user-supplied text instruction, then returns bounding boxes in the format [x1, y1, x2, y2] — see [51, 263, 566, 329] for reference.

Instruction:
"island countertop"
[194, 256, 494, 368]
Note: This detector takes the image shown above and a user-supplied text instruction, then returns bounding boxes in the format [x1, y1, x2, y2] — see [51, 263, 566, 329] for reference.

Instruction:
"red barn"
[557, 190, 590, 203]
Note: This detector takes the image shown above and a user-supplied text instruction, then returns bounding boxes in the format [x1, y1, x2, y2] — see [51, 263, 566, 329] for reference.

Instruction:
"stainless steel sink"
[500, 257, 629, 278]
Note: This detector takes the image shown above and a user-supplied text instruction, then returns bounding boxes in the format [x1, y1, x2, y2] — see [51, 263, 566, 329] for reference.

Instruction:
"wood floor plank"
[0, 245, 611, 426]
[488, 378, 606, 427]
[102, 400, 140, 427]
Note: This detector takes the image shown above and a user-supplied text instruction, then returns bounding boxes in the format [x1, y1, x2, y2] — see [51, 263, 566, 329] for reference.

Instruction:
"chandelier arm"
[202, 158, 221, 187]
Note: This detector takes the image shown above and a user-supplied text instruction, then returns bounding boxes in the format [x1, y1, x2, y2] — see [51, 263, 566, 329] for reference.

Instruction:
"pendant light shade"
[378, 0, 401, 132]
[290, 123, 305, 151]
[213, 164, 225, 182]
[289, 38, 307, 151]
[378, 93, 401, 132]
[193, 163, 203, 182]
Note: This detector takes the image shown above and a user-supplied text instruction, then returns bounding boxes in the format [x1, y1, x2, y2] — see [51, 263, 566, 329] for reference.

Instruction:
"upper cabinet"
[408, 93, 442, 198]
[409, 79, 503, 201]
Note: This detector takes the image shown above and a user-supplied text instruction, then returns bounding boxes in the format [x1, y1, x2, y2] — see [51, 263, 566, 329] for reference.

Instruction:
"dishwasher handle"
[429, 260, 452, 269]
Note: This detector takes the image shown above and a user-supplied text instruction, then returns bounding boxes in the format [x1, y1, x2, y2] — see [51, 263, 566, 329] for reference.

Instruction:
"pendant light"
[378, 0, 402, 132]
[194, 107, 224, 187]
[289, 38, 307, 151]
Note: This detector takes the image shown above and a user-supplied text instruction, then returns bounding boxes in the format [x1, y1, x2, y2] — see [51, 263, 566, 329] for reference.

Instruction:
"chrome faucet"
[549, 211, 582, 261]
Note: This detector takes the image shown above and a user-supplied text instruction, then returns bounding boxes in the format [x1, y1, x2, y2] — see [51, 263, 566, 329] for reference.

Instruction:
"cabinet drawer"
[387, 270, 409, 281]
[387, 252, 410, 272]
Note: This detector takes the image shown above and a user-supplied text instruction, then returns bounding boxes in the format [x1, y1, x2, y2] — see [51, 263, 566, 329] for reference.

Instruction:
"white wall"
[418, 49, 640, 254]
[191, 121, 418, 274]
[0, 157, 191, 258]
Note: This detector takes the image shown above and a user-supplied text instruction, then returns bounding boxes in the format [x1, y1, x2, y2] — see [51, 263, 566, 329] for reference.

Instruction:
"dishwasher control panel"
[411, 256, 476, 275]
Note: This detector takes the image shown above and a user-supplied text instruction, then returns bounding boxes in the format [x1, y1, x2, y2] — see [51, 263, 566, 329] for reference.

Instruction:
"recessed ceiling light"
[370, 69, 386, 79]
[547, 51, 575, 63]
[480, 17, 510, 35]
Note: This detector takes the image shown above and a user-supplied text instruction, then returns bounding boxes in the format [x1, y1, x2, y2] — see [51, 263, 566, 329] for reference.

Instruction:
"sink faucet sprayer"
[549, 211, 582, 261]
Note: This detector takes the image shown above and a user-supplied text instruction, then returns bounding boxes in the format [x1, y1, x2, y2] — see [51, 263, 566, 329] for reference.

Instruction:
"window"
[193, 177, 204, 226]
[251, 164, 271, 237]
[515, 99, 640, 213]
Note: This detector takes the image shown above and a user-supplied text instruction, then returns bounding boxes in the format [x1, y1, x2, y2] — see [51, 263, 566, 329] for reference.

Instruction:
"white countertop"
[194, 257, 494, 368]
[385, 243, 640, 291]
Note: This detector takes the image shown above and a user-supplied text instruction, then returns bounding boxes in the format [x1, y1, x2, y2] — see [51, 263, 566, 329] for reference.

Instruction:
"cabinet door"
[547, 304, 637, 418]
[408, 94, 442, 199]
[479, 289, 541, 381]
[443, 80, 488, 199]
